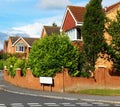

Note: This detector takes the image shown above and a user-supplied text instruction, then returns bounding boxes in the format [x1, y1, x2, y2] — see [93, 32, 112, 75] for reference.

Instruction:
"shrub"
[4, 56, 17, 77]
[28, 34, 80, 77]
[13, 59, 27, 76]
[4, 56, 27, 77]
[0, 60, 3, 70]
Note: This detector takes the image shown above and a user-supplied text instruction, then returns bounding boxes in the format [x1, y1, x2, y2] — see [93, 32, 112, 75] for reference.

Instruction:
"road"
[0, 89, 119, 107]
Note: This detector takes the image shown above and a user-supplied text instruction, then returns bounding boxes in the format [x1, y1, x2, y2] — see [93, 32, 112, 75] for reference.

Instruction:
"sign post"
[39, 77, 53, 92]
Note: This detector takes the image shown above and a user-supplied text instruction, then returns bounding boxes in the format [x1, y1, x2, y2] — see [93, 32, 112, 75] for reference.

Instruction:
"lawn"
[73, 89, 120, 96]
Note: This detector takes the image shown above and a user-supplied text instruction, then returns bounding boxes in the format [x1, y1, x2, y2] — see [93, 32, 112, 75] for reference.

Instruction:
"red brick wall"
[72, 41, 83, 51]
[4, 67, 120, 92]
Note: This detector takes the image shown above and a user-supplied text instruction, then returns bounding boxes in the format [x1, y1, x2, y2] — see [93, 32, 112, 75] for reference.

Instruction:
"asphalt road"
[0, 90, 119, 107]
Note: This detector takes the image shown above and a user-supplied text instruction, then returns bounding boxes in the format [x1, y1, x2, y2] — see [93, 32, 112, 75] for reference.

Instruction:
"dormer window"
[66, 27, 82, 41]
[16, 43, 25, 52]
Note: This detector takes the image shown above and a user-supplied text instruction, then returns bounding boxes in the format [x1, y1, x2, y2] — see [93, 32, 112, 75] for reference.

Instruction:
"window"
[66, 27, 82, 41]
[16, 43, 25, 52]
[77, 28, 82, 40]
[66, 29, 76, 40]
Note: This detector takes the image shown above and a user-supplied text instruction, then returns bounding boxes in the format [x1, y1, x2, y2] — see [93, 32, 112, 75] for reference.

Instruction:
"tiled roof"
[67, 2, 120, 22]
[106, 1, 120, 12]
[23, 37, 39, 46]
[67, 6, 86, 22]
[44, 26, 60, 36]
[10, 36, 19, 44]
[10, 36, 39, 46]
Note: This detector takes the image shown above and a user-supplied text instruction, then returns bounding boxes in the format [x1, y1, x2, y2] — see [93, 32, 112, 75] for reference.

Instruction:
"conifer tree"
[108, 11, 120, 72]
[82, 0, 106, 71]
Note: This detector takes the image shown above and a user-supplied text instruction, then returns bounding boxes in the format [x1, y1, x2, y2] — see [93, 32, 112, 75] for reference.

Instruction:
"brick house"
[60, 6, 85, 50]
[41, 25, 60, 38]
[60, 2, 120, 68]
[4, 36, 39, 59]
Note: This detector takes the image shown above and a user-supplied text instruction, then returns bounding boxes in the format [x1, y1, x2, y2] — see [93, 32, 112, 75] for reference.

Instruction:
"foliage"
[13, 59, 27, 76]
[0, 51, 3, 59]
[107, 11, 120, 72]
[4, 56, 17, 77]
[28, 34, 80, 77]
[3, 53, 27, 60]
[0, 60, 3, 70]
[82, 0, 107, 71]
[4, 56, 27, 77]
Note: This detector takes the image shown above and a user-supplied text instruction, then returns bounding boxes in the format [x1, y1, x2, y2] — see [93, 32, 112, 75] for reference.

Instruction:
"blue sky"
[0, 0, 120, 49]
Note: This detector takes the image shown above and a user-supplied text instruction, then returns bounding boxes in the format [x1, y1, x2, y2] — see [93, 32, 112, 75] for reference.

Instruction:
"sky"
[0, 0, 120, 49]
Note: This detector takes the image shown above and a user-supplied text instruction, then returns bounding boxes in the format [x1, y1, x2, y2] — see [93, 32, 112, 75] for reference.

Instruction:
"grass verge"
[72, 89, 120, 96]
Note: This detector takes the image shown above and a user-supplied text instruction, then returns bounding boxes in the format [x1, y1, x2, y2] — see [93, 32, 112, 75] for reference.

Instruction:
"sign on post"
[40, 77, 53, 85]
[39, 77, 53, 91]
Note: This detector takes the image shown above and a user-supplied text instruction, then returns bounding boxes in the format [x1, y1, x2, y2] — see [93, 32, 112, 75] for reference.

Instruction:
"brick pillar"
[16, 68, 21, 77]
[4, 69, 8, 80]
[95, 65, 106, 87]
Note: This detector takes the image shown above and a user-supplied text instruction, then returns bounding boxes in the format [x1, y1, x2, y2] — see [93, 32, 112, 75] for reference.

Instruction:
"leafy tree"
[28, 34, 80, 77]
[82, 0, 106, 71]
[108, 11, 120, 72]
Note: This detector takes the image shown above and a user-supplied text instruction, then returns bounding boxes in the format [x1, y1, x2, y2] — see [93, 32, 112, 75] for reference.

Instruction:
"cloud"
[10, 23, 43, 38]
[37, 0, 71, 9]
[0, 32, 9, 50]
[7, 15, 62, 38]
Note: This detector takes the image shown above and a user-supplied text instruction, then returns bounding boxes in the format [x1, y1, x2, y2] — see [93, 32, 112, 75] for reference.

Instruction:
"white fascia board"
[76, 22, 83, 26]
[12, 37, 31, 47]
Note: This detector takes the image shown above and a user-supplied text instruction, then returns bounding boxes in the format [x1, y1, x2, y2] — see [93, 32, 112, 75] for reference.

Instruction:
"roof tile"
[67, 6, 86, 22]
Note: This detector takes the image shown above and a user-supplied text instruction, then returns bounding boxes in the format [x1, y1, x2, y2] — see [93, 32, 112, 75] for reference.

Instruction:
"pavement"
[0, 71, 120, 104]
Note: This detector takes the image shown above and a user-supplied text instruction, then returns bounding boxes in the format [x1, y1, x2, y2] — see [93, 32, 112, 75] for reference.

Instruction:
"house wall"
[41, 28, 47, 38]
[4, 67, 120, 92]
[105, 5, 120, 45]
[7, 37, 14, 54]
[62, 11, 76, 32]
[72, 41, 83, 51]
[3, 41, 7, 53]
[96, 5, 120, 70]
[106, 5, 120, 21]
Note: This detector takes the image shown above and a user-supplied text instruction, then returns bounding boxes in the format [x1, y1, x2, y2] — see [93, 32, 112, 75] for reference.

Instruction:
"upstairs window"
[66, 27, 82, 41]
[16, 43, 25, 52]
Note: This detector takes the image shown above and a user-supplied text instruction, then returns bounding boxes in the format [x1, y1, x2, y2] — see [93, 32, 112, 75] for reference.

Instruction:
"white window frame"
[16, 43, 25, 53]
[66, 28, 82, 41]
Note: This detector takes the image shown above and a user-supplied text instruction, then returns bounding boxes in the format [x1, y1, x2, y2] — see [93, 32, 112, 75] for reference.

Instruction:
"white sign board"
[40, 77, 53, 85]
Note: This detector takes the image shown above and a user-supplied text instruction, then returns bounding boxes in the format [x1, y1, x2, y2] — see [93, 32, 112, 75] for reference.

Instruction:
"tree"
[82, 0, 106, 71]
[108, 11, 120, 72]
[28, 34, 80, 77]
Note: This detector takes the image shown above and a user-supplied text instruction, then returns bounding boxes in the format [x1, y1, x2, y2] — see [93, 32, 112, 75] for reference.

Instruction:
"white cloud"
[37, 0, 71, 9]
[10, 23, 42, 38]
[7, 15, 62, 38]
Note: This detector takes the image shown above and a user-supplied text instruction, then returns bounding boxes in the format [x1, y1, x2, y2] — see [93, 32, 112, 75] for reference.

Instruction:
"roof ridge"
[44, 25, 60, 28]
[106, 1, 120, 12]
[67, 5, 85, 8]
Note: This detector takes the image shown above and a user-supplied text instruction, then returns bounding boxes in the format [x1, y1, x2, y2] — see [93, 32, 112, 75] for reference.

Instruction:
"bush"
[13, 59, 27, 76]
[4, 56, 17, 77]
[4, 56, 27, 77]
[0, 60, 3, 70]
[28, 34, 81, 77]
